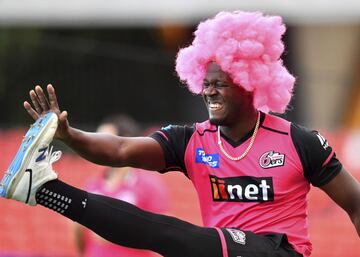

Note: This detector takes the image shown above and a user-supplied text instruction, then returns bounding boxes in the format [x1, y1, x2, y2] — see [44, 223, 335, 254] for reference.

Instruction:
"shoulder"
[261, 113, 291, 134]
[195, 120, 217, 135]
[289, 122, 342, 186]
[158, 124, 195, 136]
[150, 124, 195, 143]
[155, 120, 216, 137]
[290, 122, 328, 148]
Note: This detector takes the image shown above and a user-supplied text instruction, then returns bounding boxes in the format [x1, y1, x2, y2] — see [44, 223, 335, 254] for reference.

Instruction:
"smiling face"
[202, 62, 255, 126]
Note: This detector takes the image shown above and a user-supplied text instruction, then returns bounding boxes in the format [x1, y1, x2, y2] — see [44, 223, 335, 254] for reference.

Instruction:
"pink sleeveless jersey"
[152, 113, 342, 257]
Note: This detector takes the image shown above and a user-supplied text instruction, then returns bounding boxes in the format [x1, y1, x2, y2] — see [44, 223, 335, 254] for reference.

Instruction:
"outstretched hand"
[24, 84, 70, 140]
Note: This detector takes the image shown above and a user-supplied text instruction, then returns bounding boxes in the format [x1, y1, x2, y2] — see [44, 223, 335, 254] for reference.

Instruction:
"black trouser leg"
[36, 180, 223, 257]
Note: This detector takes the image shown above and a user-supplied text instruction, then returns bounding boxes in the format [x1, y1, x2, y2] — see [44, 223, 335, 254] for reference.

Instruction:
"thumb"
[59, 110, 68, 123]
[56, 111, 70, 140]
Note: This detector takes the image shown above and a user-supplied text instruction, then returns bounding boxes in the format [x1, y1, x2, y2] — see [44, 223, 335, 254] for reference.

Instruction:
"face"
[202, 62, 254, 126]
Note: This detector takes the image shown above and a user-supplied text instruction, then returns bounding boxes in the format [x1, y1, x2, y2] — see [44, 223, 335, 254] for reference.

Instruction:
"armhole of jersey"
[150, 125, 195, 177]
[288, 123, 306, 177]
[177, 125, 196, 178]
[183, 123, 204, 180]
[290, 123, 313, 182]
[290, 122, 342, 186]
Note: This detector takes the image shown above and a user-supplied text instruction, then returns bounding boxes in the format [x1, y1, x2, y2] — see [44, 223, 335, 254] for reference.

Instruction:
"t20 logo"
[196, 148, 219, 168]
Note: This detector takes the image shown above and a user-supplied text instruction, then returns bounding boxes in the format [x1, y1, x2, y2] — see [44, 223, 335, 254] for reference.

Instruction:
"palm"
[24, 84, 69, 140]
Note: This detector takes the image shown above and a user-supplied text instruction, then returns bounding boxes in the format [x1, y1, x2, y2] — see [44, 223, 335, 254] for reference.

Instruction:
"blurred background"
[0, 1, 359, 257]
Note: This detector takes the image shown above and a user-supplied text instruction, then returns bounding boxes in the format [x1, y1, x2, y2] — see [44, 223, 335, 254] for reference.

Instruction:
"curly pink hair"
[175, 11, 295, 113]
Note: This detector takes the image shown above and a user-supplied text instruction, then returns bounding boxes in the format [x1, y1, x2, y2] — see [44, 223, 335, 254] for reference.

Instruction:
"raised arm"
[64, 129, 165, 170]
[320, 167, 360, 236]
[23, 84, 166, 171]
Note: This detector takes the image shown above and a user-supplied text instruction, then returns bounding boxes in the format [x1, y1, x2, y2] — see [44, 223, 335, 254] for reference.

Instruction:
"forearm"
[346, 183, 360, 237]
[321, 168, 360, 238]
[350, 206, 360, 237]
[61, 127, 126, 166]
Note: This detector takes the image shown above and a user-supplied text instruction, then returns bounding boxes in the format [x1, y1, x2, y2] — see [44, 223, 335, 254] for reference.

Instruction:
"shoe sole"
[0, 112, 58, 198]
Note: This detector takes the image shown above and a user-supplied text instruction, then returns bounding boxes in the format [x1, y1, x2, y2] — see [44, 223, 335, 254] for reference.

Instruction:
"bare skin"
[320, 168, 360, 236]
[203, 62, 258, 141]
[24, 84, 165, 171]
[23, 63, 360, 237]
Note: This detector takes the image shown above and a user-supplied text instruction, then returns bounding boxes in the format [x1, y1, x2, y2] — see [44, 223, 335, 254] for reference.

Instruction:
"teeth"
[209, 103, 222, 109]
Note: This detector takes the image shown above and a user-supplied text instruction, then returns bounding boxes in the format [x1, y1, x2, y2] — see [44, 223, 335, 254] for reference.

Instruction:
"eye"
[215, 82, 229, 88]
[203, 81, 210, 88]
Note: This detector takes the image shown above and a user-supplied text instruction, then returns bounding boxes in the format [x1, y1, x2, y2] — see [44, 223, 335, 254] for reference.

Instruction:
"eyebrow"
[203, 78, 231, 83]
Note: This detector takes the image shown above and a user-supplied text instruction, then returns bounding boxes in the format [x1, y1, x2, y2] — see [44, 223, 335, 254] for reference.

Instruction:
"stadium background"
[0, 1, 359, 256]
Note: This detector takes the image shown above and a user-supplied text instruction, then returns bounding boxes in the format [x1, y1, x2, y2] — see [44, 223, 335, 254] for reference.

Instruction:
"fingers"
[35, 85, 50, 112]
[29, 89, 43, 114]
[47, 84, 60, 110]
[24, 101, 40, 120]
[26, 84, 61, 120]
[25, 84, 70, 139]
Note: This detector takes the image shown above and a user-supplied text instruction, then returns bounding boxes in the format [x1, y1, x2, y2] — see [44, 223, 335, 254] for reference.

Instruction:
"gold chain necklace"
[217, 112, 260, 161]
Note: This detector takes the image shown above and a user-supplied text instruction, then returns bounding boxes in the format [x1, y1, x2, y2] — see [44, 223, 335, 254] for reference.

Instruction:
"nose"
[203, 84, 218, 96]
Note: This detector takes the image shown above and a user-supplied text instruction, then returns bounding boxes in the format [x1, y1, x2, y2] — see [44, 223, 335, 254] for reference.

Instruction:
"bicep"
[119, 137, 166, 171]
[320, 167, 360, 216]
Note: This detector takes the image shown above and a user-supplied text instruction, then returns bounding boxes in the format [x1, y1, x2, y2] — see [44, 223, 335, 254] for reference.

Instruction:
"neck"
[219, 110, 259, 142]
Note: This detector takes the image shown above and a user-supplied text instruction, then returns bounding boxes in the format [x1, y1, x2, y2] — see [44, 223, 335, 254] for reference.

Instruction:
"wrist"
[58, 126, 75, 144]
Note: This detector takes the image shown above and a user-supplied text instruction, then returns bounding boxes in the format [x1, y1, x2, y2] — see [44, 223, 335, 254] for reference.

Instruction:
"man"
[74, 114, 168, 257]
[1, 11, 359, 257]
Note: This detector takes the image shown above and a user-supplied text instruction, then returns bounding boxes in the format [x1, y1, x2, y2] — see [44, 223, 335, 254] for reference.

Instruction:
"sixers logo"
[259, 151, 285, 169]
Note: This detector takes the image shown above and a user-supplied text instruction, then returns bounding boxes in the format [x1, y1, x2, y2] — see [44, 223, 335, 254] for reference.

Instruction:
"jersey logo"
[195, 148, 219, 168]
[210, 175, 274, 202]
[259, 151, 285, 169]
[316, 132, 329, 150]
[226, 228, 246, 245]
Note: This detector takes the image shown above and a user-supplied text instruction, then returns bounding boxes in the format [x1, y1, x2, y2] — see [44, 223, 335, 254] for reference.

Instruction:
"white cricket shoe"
[0, 112, 61, 205]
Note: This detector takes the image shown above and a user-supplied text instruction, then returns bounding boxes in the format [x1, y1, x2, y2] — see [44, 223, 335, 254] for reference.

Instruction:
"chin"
[209, 116, 224, 126]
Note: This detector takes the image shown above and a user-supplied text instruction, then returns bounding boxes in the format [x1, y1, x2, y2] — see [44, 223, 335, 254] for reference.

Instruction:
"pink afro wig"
[175, 11, 295, 113]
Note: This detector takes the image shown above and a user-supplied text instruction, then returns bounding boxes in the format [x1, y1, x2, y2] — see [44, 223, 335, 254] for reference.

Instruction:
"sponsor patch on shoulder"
[195, 148, 219, 168]
[226, 228, 246, 245]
